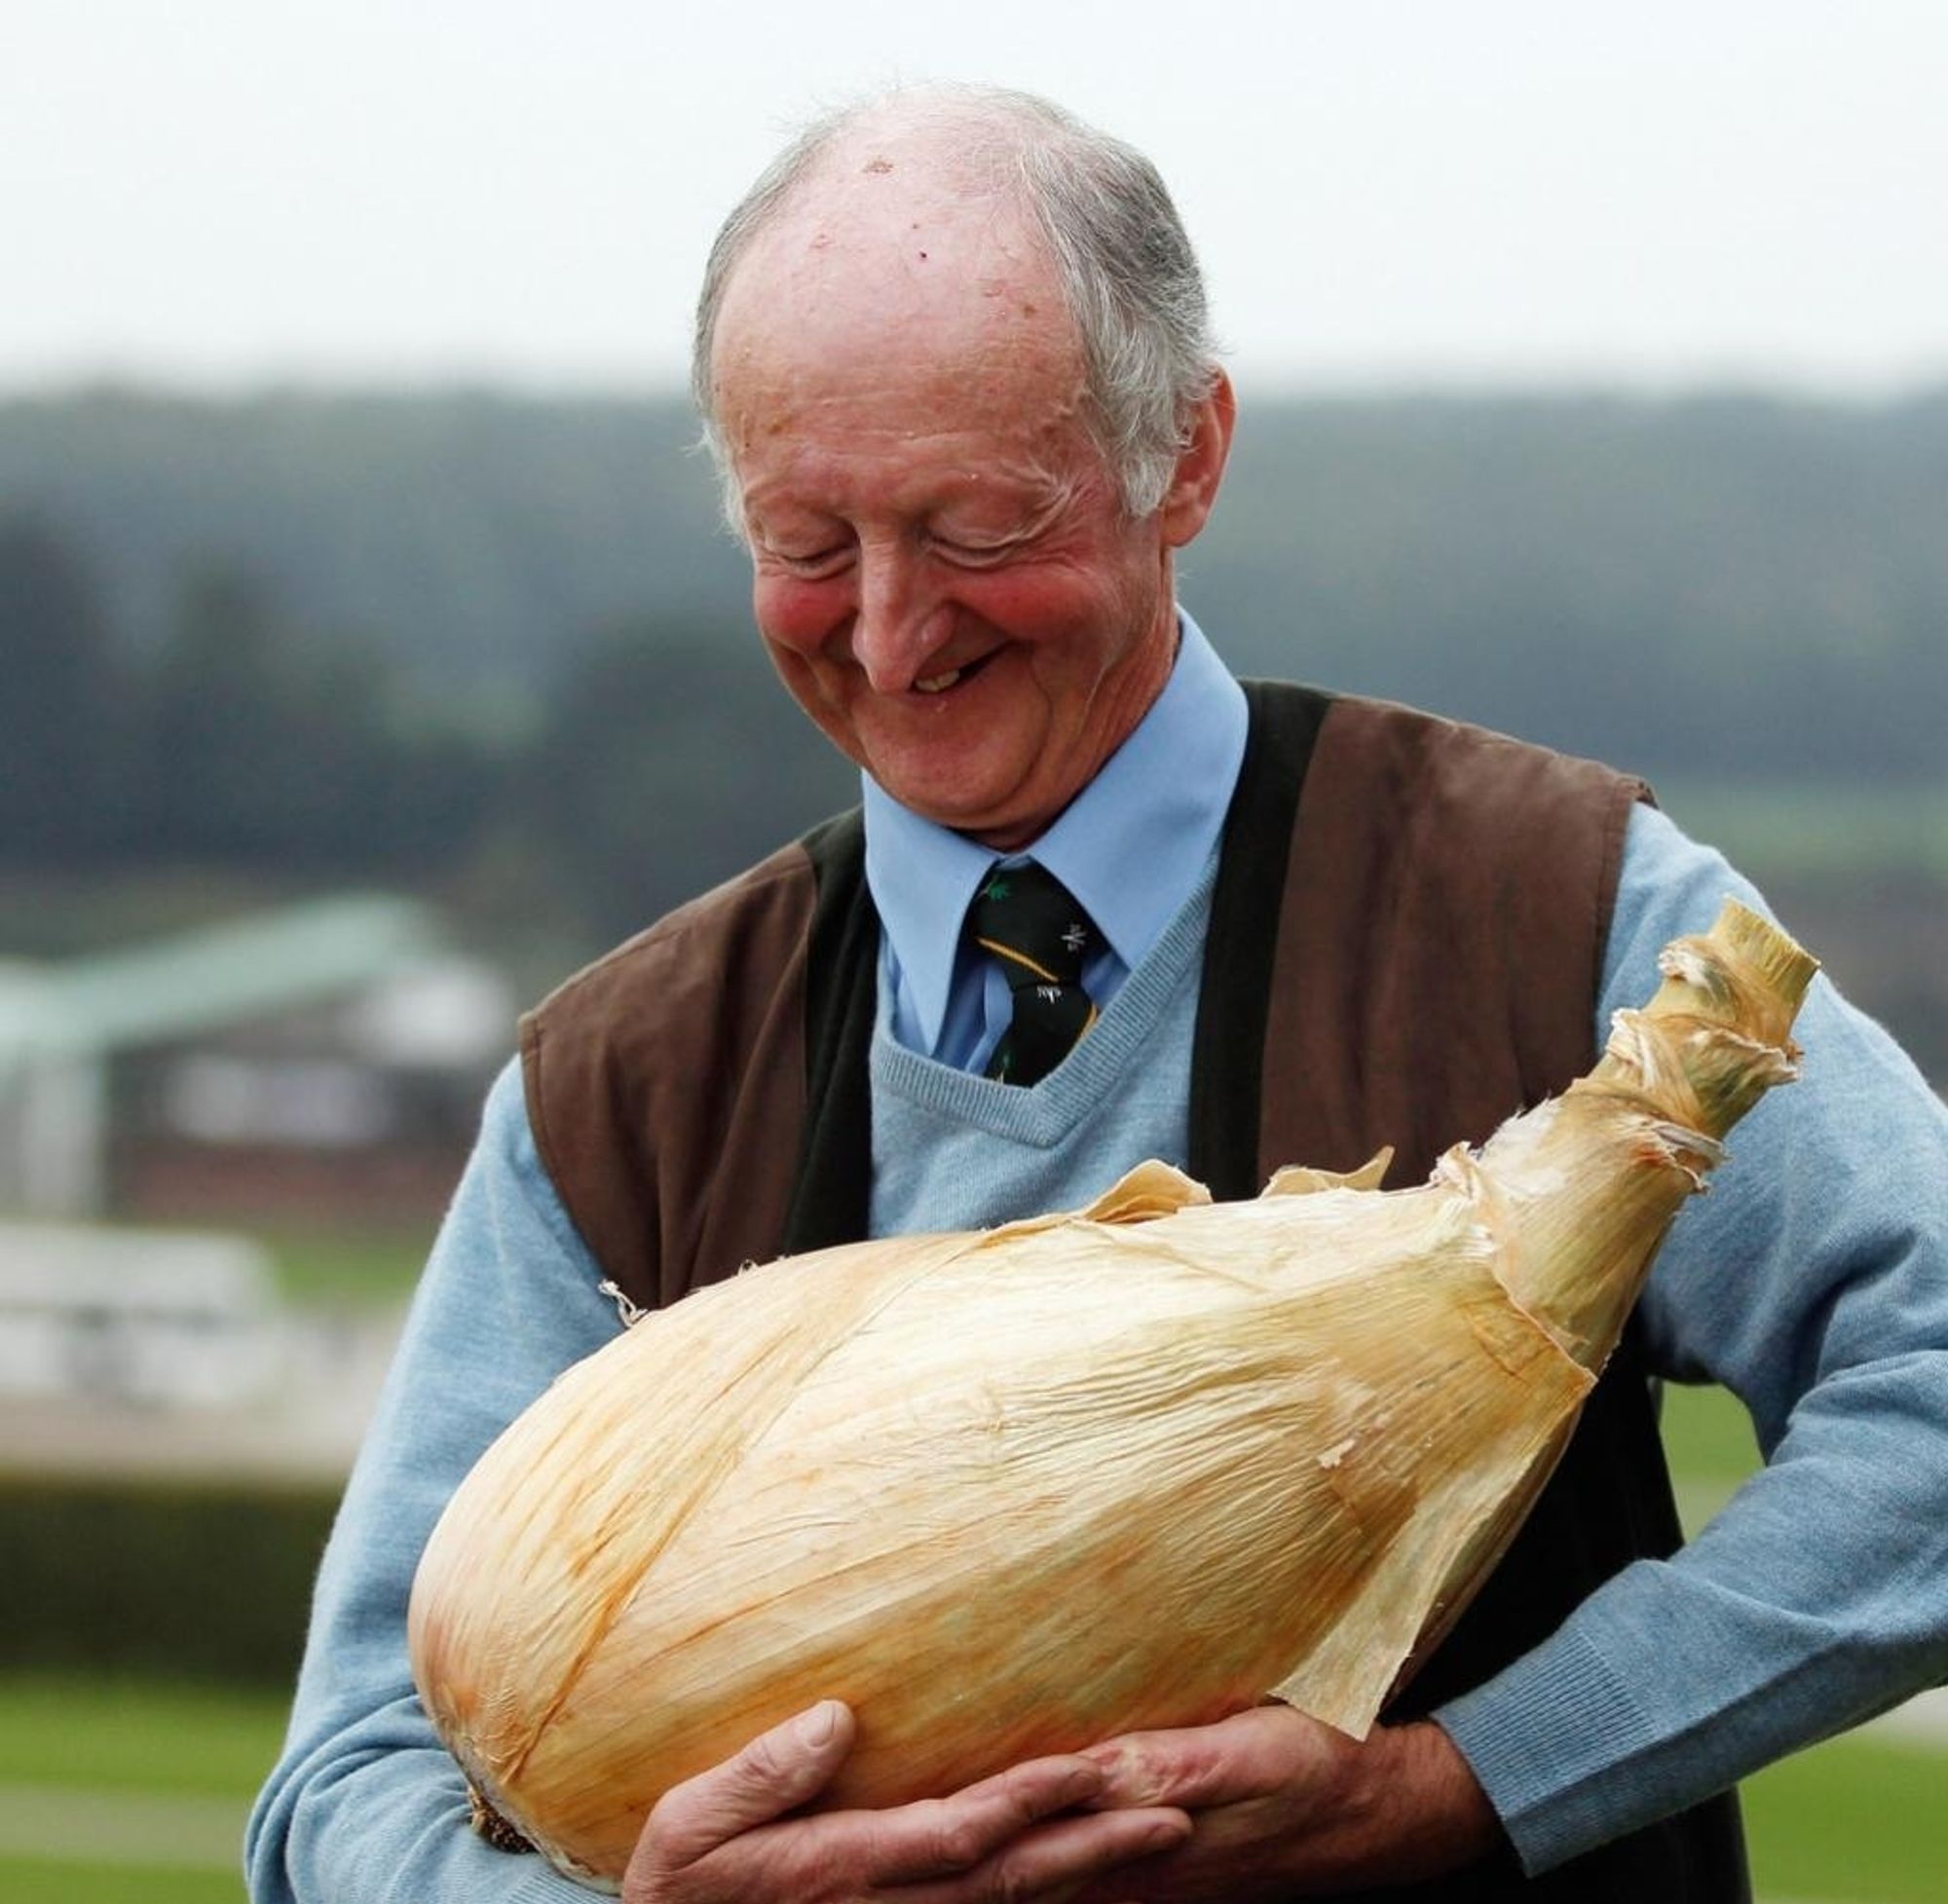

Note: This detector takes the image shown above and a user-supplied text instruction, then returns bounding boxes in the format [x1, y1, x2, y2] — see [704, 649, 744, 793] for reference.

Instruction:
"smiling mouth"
[913, 653, 993, 695]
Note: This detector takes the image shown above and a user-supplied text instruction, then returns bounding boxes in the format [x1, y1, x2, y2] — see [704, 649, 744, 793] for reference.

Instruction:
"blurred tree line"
[2, 387, 1944, 985]
[0, 508, 851, 961]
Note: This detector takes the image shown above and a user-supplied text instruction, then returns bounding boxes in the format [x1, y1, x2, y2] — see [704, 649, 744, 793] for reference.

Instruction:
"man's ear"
[1158, 368, 1237, 548]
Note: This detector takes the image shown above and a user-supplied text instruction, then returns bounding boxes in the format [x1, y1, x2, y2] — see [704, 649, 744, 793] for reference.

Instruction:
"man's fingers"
[865, 1754, 1107, 1882]
[638, 1731, 1189, 1904]
[1081, 1702, 1327, 1810]
[889, 1801, 1192, 1903]
[647, 1699, 856, 1862]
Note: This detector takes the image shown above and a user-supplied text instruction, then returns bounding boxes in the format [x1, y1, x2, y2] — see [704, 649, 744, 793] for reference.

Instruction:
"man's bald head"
[693, 85, 1219, 519]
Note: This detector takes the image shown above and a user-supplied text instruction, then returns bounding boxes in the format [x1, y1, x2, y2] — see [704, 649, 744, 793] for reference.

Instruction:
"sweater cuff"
[1435, 1624, 1664, 1875]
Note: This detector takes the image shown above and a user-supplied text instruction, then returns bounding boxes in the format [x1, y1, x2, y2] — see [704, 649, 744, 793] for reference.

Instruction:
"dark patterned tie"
[967, 861, 1100, 1086]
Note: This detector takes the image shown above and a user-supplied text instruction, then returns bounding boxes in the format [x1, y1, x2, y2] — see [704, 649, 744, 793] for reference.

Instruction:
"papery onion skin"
[409, 898, 1816, 1889]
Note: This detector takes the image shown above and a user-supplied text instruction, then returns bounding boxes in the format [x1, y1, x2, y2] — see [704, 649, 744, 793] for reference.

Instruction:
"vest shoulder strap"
[518, 836, 823, 1310]
[782, 809, 877, 1254]
[1260, 690, 1645, 1185]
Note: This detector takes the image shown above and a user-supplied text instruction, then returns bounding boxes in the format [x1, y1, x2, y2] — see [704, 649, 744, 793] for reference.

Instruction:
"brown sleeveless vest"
[519, 683, 1749, 1900]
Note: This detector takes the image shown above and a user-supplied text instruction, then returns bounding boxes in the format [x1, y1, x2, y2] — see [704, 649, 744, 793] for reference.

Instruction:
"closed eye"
[766, 544, 853, 579]
[930, 536, 1015, 569]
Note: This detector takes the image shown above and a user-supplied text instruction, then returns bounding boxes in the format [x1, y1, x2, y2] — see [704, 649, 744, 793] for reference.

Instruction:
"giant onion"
[409, 898, 1816, 1888]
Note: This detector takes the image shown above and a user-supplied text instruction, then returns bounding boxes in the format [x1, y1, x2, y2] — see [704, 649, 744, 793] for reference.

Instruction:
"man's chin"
[878, 775, 1045, 847]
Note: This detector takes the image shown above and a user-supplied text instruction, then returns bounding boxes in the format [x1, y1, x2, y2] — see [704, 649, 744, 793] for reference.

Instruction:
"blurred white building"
[0, 1219, 283, 1408]
[0, 894, 513, 1223]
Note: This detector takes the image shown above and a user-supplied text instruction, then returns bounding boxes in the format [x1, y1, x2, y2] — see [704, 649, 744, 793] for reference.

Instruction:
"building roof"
[0, 894, 449, 1071]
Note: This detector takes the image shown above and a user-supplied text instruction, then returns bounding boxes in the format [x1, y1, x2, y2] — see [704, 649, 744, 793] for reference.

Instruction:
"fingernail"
[793, 1700, 839, 1747]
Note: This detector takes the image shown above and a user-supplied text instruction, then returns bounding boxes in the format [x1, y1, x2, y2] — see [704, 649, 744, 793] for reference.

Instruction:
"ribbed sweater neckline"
[868, 856, 1217, 1149]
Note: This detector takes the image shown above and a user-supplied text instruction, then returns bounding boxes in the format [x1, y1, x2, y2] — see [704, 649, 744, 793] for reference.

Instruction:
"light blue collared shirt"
[862, 610, 1249, 1073]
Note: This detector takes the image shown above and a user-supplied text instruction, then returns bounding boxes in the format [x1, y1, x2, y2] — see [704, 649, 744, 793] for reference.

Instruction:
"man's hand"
[621, 1699, 1193, 1903]
[1067, 1703, 1504, 1901]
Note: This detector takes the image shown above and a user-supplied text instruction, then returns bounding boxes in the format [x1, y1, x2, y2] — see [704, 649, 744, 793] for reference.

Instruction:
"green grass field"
[0, 1675, 285, 1901]
[1, 1860, 257, 1904]
[254, 1223, 433, 1308]
[1660, 1384, 1947, 1897]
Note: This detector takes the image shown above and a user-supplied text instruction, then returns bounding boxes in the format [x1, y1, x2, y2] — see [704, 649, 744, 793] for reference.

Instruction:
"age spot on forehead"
[862, 157, 894, 174]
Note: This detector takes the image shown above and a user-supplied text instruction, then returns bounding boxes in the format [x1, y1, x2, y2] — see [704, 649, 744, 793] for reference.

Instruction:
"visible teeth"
[915, 669, 963, 694]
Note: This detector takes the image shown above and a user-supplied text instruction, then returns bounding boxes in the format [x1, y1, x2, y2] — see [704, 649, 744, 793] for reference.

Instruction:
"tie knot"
[968, 861, 1097, 989]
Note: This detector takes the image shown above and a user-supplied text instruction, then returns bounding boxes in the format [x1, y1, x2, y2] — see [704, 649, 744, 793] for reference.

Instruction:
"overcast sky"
[6, 0, 1944, 397]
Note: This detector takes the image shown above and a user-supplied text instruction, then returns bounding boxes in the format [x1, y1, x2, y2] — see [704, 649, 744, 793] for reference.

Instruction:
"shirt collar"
[863, 610, 1249, 1053]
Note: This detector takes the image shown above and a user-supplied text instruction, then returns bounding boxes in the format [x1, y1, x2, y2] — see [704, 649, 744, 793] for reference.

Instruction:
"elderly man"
[248, 86, 1948, 1903]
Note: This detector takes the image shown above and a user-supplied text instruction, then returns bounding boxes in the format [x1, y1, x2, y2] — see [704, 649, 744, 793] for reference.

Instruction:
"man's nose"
[850, 543, 942, 692]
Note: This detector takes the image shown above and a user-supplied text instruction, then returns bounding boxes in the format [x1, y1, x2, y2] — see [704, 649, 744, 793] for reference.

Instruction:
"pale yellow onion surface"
[409, 899, 1816, 1889]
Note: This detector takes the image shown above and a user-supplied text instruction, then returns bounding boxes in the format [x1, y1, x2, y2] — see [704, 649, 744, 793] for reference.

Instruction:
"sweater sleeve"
[244, 1059, 622, 1903]
[1436, 803, 1948, 1872]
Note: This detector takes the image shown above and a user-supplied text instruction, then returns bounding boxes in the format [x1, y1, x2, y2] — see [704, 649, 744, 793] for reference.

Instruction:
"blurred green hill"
[5, 384, 1943, 778]
[0, 390, 744, 691]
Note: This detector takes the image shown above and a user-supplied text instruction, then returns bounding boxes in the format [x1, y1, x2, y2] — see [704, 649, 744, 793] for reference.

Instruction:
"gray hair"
[691, 85, 1221, 518]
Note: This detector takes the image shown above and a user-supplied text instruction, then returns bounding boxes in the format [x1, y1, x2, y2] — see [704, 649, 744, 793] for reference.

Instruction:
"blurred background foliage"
[3, 384, 1944, 1068]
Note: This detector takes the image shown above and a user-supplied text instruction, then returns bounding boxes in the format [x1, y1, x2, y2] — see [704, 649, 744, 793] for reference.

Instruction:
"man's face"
[710, 187, 1221, 851]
